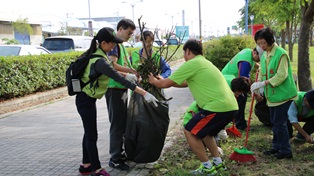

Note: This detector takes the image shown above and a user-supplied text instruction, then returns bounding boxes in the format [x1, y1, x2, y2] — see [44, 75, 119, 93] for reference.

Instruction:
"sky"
[2, 0, 245, 36]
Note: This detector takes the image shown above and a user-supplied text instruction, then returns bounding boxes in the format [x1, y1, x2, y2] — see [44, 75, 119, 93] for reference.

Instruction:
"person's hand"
[125, 73, 138, 83]
[156, 74, 164, 80]
[148, 73, 157, 84]
[143, 92, 158, 107]
[251, 81, 266, 93]
[305, 135, 314, 143]
[254, 93, 264, 102]
[258, 86, 264, 95]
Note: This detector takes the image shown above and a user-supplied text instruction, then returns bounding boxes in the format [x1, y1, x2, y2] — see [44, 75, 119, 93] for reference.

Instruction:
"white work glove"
[143, 92, 158, 107]
[258, 86, 264, 95]
[251, 81, 266, 93]
[125, 73, 137, 83]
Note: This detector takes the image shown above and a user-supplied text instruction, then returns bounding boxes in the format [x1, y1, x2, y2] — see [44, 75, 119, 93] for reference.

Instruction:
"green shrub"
[0, 45, 184, 101]
[0, 51, 81, 100]
[203, 35, 256, 70]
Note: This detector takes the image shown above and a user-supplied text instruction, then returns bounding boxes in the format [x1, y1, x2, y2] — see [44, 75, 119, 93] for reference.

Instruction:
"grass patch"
[149, 97, 314, 175]
[149, 45, 314, 176]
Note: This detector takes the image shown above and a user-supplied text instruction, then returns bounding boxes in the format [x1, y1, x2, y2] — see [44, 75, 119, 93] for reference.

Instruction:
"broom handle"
[244, 71, 259, 147]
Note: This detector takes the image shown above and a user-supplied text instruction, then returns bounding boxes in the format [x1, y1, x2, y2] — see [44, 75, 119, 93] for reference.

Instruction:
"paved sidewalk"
[0, 61, 193, 176]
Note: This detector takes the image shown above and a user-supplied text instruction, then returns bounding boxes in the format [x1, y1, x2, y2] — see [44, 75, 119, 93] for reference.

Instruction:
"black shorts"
[185, 109, 238, 139]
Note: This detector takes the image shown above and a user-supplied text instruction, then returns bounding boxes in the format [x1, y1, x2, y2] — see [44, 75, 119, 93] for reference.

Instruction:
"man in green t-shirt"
[148, 39, 238, 175]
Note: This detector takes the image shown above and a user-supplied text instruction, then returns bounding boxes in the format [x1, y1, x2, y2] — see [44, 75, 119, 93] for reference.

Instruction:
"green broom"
[229, 72, 258, 163]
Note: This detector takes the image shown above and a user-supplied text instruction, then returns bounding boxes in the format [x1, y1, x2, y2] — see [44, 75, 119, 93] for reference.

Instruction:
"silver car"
[0, 45, 51, 56]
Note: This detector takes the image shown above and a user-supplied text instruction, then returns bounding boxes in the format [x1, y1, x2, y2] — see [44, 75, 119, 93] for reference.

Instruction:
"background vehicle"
[154, 39, 167, 46]
[0, 45, 51, 56]
[167, 38, 179, 45]
[42, 36, 92, 53]
[133, 41, 159, 48]
[123, 42, 133, 48]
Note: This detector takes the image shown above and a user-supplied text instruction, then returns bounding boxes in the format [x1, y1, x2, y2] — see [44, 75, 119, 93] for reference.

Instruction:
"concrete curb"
[0, 87, 69, 118]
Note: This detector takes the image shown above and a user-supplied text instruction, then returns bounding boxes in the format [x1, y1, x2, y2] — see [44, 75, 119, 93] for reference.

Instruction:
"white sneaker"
[218, 129, 228, 140]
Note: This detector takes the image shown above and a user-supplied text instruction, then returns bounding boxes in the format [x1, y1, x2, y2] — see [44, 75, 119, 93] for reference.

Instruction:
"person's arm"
[108, 46, 137, 75]
[95, 59, 136, 90]
[238, 61, 251, 78]
[148, 73, 176, 88]
[159, 57, 172, 78]
[288, 102, 313, 143]
[95, 59, 157, 105]
[109, 55, 137, 74]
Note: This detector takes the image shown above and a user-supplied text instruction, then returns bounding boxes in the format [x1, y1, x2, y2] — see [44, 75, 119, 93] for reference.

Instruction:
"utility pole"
[199, 0, 202, 42]
[245, 0, 248, 35]
[88, 0, 93, 37]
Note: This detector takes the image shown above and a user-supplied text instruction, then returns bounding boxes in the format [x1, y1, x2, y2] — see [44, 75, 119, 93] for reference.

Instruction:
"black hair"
[231, 77, 251, 93]
[85, 28, 112, 56]
[140, 31, 154, 41]
[85, 37, 98, 57]
[254, 27, 275, 46]
[117, 18, 136, 31]
[183, 39, 203, 55]
[253, 47, 259, 55]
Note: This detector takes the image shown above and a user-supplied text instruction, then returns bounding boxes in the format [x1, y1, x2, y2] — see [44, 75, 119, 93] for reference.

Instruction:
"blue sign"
[176, 26, 189, 43]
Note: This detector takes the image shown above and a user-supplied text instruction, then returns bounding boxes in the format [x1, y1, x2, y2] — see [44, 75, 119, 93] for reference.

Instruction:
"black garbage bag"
[125, 92, 170, 163]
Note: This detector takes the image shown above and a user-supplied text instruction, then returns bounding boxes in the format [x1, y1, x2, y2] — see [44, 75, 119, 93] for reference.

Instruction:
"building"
[0, 12, 116, 45]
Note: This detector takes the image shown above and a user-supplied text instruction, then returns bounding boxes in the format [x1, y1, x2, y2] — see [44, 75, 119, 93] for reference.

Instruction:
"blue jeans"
[270, 100, 292, 154]
[76, 92, 101, 171]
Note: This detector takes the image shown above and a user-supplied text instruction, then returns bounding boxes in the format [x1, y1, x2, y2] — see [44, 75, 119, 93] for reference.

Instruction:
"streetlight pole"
[88, 0, 93, 37]
[122, 0, 143, 43]
[198, 0, 202, 42]
[250, 15, 254, 37]
[245, 0, 248, 35]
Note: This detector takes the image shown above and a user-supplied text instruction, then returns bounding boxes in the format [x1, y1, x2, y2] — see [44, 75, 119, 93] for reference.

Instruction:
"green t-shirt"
[182, 74, 236, 126]
[169, 55, 238, 112]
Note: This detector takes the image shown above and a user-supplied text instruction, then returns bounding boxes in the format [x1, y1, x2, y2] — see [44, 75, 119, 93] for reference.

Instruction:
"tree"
[250, 0, 300, 61]
[12, 17, 33, 44]
[298, 0, 314, 91]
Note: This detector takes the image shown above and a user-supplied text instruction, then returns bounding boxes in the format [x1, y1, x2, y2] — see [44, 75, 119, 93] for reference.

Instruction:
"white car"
[42, 36, 92, 53]
[133, 42, 159, 48]
[123, 42, 133, 48]
[0, 45, 51, 56]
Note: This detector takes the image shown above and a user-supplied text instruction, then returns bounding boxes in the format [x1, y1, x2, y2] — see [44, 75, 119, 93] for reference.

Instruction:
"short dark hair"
[140, 31, 154, 41]
[305, 89, 314, 109]
[231, 77, 251, 93]
[254, 27, 275, 46]
[183, 39, 203, 55]
[117, 18, 136, 31]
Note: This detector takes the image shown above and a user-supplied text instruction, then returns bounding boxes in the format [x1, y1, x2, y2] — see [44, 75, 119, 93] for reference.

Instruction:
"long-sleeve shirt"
[288, 101, 310, 123]
[159, 57, 172, 78]
[238, 61, 252, 78]
[257, 44, 296, 107]
[94, 58, 136, 91]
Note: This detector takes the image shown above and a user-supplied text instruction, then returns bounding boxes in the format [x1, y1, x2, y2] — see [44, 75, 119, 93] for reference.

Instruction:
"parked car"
[154, 39, 167, 46]
[42, 36, 92, 53]
[133, 41, 159, 48]
[123, 42, 133, 48]
[0, 45, 51, 56]
[167, 38, 179, 45]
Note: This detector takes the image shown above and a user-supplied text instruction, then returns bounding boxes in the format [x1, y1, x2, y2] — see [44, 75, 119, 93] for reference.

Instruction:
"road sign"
[176, 26, 189, 43]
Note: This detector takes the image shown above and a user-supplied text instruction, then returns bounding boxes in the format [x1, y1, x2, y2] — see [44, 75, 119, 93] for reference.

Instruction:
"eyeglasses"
[257, 40, 267, 46]
[127, 30, 134, 36]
